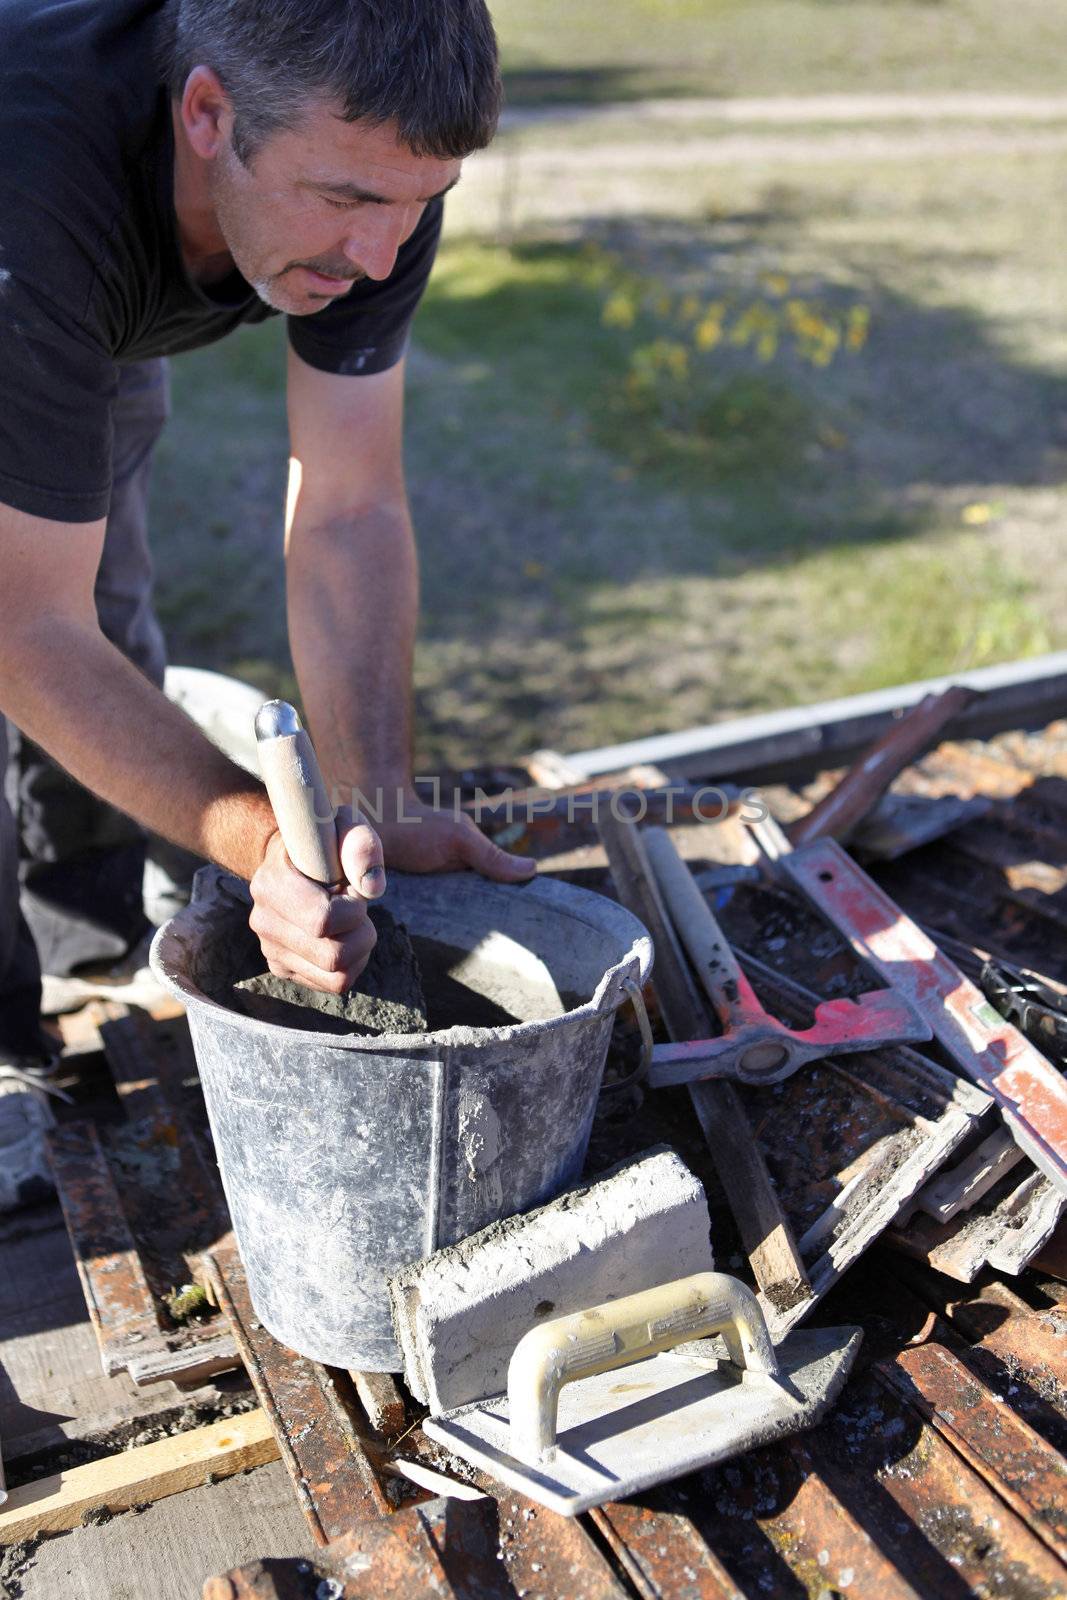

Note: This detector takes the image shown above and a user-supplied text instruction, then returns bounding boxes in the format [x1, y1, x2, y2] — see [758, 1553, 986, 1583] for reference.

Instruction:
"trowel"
[254, 699, 345, 888]
[246, 700, 428, 1035]
[423, 1271, 861, 1515]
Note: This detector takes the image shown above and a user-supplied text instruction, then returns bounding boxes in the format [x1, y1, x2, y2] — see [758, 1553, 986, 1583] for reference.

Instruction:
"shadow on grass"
[150, 209, 1066, 761]
[501, 64, 718, 109]
[413, 217, 1067, 542]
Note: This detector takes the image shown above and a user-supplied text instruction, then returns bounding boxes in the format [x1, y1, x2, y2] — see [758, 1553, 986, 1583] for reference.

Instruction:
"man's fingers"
[250, 900, 377, 979]
[339, 818, 386, 900]
[319, 893, 374, 938]
[456, 821, 537, 882]
[258, 918, 377, 993]
[249, 819, 382, 993]
[250, 839, 333, 930]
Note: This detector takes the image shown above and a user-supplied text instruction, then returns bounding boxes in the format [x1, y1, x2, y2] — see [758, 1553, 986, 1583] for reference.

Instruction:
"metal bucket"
[150, 866, 653, 1369]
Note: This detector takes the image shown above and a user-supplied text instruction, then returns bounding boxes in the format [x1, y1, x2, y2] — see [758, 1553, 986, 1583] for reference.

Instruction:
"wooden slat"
[46, 1121, 162, 1371]
[348, 1369, 406, 1438]
[597, 807, 812, 1317]
[0, 1410, 277, 1541]
[806, 1367, 1067, 1597]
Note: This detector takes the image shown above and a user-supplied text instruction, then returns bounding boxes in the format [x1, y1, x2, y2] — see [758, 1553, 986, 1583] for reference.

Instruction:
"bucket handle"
[601, 975, 654, 1095]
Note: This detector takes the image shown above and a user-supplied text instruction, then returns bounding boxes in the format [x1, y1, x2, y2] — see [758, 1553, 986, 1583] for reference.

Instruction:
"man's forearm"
[0, 618, 277, 880]
[287, 500, 419, 810]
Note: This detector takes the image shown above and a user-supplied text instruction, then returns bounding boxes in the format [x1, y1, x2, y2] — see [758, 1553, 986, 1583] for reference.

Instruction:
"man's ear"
[179, 65, 233, 161]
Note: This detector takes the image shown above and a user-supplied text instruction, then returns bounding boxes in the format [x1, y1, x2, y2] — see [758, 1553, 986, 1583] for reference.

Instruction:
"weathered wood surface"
[0, 1410, 278, 1540]
[348, 1369, 406, 1438]
[0, 1204, 222, 1470]
[11, 1460, 316, 1600]
[598, 806, 813, 1315]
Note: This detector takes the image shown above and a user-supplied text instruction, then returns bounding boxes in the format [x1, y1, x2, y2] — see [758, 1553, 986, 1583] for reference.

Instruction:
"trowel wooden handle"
[643, 827, 756, 1026]
[255, 701, 343, 888]
[507, 1271, 779, 1464]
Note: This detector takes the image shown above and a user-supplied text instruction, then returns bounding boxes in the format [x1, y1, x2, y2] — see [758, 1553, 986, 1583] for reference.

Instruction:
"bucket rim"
[149, 868, 654, 1054]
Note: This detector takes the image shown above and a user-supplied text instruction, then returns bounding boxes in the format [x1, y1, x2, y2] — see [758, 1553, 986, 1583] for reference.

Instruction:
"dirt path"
[480, 126, 1067, 172]
[490, 91, 1067, 177]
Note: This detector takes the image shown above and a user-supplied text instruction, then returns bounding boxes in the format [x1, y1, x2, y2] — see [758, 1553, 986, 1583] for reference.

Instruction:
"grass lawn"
[490, 0, 1067, 103]
[150, 22, 1067, 771]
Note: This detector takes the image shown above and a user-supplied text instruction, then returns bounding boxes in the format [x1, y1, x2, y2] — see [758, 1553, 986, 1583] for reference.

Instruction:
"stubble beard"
[209, 158, 366, 314]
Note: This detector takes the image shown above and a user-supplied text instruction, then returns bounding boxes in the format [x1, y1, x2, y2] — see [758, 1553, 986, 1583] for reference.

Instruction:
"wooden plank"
[45, 1121, 161, 1373]
[722, 952, 989, 1335]
[348, 1370, 406, 1438]
[806, 1367, 1067, 1597]
[597, 807, 812, 1318]
[46, 1119, 238, 1387]
[202, 1508, 457, 1600]
[0, 1205, 236, 1475]
[0, 1410, 278, 1541]
[16, 1460, 316, 1600]
[590, 1500, 748, 1599]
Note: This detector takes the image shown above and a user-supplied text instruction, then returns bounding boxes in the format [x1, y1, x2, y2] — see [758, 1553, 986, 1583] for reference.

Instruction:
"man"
[0, 0, 536, 1208]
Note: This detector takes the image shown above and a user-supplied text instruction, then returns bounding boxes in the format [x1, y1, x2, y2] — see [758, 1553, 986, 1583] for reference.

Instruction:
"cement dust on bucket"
[149, 702, 654, 1370]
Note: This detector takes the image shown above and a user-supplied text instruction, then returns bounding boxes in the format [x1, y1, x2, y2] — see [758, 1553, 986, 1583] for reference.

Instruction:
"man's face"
[208, 101, 462, 315]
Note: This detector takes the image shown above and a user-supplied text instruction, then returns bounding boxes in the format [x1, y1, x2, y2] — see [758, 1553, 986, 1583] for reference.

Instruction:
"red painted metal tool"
[788, 684, 978, 848]
[783, 837, 1067, 1195]
[643, 828, 931, 1088]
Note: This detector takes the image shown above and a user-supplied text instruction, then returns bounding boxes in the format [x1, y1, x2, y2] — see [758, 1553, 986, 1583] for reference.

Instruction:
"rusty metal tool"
[788, 684, 978, 848]
[980, 957, 1067, 1067]
[782, 837, 1067, 1196]
[642, 828, 931, 1088]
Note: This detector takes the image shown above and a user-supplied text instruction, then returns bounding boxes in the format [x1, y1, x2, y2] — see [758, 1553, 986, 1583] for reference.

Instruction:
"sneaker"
[40, 929, 168, 1017]
[0, 1057, 70, 1212]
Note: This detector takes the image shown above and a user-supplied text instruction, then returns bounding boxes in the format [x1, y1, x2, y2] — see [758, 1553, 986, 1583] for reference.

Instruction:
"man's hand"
[375, 792, 536, 881]
[248, 809, 386, 993]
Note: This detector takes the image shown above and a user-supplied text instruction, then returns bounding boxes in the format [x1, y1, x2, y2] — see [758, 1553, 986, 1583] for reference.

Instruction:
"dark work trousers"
[0, 357, 170, 1059]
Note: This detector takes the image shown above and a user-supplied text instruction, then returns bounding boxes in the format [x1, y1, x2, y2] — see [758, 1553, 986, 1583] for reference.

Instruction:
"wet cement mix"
[229, 905, 430, 1036]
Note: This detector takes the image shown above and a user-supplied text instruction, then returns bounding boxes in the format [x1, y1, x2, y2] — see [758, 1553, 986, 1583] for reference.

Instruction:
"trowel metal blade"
[423, 1325, 862, 1516]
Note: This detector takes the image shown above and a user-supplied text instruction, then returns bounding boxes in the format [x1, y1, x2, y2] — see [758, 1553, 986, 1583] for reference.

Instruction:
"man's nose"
[343, 211, 407, 281]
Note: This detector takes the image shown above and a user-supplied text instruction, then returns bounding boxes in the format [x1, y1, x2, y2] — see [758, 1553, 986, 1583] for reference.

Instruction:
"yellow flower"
[760, 273, 790, 297]
[523, 560, 544, 578]
[961, 502, 993, 525]
[694, 310, 724, 351]
[804, 324, 840, 367]
[602, 291, 637, 329]
[660, 340, 689, 381]
[846, 305, 871, 351]
[729, 306, 762, 347]
[679, 294, 702, 322]
[757, 327, 779, 362]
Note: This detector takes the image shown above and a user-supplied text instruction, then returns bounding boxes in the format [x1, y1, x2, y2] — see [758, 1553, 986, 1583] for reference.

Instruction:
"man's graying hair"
[156, 0, 501, 164]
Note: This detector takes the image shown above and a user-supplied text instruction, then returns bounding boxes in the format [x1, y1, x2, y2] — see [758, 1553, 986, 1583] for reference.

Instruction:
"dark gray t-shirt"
[0, 0, 443, 523]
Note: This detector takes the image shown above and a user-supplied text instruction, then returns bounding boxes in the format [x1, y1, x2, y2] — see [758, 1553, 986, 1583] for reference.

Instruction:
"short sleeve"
[286, 196, 443, 377]
[0, 274, 117, 522]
